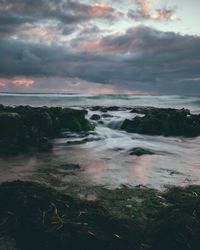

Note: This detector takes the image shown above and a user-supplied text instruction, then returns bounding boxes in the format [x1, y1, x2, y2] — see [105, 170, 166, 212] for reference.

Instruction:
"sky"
[0, 0, 200, 95]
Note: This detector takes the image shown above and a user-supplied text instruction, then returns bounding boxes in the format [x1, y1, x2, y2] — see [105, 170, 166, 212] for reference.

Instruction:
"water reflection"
[0, 108, 200, 189]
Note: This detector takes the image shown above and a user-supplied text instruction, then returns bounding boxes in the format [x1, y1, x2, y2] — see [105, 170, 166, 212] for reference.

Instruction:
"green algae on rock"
[0, 105, 95, 154]
[121, 108, 200, 137]
[129, 147, 155, 156]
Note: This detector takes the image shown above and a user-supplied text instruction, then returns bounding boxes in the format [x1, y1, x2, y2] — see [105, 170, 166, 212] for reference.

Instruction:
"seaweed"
[0, 181, 200, 250]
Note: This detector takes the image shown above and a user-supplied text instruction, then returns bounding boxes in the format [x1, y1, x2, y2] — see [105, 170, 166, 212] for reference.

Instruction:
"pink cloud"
[88, 3, 123, 18]
[17, 24, 60, 42]
[0, 77, 34, 87]
[129, 0, 178, 21]
[74, 33, 129, 54]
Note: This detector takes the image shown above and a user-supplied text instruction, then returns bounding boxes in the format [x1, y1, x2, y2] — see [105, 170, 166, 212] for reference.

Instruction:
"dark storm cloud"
[0, 0, 122, 43]
[0, 0, 122, 26]
[0, 26, 200, 95]
[0, 12, 35, 37]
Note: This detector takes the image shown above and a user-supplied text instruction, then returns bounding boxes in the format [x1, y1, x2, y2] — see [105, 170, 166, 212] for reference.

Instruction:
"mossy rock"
[121, 108, 200, 137]
[59, 108, 94, 132]
[0, 105, 95, 154]
[129, 147, 155, 156]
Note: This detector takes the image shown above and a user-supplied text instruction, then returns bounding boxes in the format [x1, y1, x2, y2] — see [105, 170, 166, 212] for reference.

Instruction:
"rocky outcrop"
[121, 108, 200, 137]
[0, 105, 95, 154]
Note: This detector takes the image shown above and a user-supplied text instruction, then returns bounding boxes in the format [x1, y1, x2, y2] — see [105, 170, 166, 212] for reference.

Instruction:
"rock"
[90, 106, 107, 112]
[129, 147, 155, 156]
[90, 114, 101, 120]
[90, 106, 119, 112]
[105, 106, 119, 111]
[59, 108, 94, 132]
[66, 137, 102, 145]
[0, 105, 95, 154]
[121, 108, 200, 137]
[102, 114, 114, 118]
[0, 112, 22, 139]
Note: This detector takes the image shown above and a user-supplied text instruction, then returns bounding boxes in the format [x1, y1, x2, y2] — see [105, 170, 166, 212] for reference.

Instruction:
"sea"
[0, 93, 200, 189]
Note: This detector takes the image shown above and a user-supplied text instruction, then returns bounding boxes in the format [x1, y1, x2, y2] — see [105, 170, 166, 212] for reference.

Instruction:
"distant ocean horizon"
[0, 92, 200, 114]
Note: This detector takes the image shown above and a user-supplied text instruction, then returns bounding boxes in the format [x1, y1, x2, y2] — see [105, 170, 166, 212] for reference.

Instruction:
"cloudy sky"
[0, 0, 200, 95]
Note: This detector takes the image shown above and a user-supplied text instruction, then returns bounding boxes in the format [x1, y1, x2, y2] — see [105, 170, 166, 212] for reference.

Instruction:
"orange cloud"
[0, 77, 34, 87]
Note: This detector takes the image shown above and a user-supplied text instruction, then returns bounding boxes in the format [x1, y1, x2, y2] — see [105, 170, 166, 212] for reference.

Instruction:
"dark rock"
[98, 121, 104, 124]
[91, 106, 119, 112]
[66, 137, 102, 145]
[0, 105, 95, 154]
[0, 112, 22, 139]
[121, 108, 200, 137]
[90, 106, 107, 112]
[102, 114, 114, 118]
[90, 114, 101, 120]
[59, 108, 94, 132]
[129, 147, 155, 156]
[105, 106, 119, 111]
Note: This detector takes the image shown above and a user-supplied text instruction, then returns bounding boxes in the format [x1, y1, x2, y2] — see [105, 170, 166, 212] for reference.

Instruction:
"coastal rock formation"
[121, 108, 200, 137]
[0, 105, 94, 154]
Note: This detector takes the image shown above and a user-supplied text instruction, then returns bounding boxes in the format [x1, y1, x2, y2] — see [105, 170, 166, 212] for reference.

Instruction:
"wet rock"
[91, 106, 119, 112]
[66, 137, 102, 145]
[90, 114, 101, 120]
[59, 108, 94, 132]
[105, 106, 119, 111]
[90, 106, 107, 112]
[122, 108, 200, 137]
[129, 147, 155, 156]
[0, 112, 22, 139]
[98, 121, 104, 124]
[102, 114, 114, 118]
[0, 105, 95, 154]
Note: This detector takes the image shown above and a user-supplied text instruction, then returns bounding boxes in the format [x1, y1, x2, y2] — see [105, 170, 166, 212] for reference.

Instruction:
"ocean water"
[0, 93, 200, 189]
[0, 93, 200, 113]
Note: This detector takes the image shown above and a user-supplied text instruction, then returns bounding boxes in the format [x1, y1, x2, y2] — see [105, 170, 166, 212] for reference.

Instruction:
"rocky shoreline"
[0, 105, 200, 249]
[1, 105, 200, 155]
[0, 105, 94, 154]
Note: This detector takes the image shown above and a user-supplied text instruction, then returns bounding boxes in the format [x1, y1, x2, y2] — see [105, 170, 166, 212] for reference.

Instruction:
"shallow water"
[0, 94, 200, 189]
